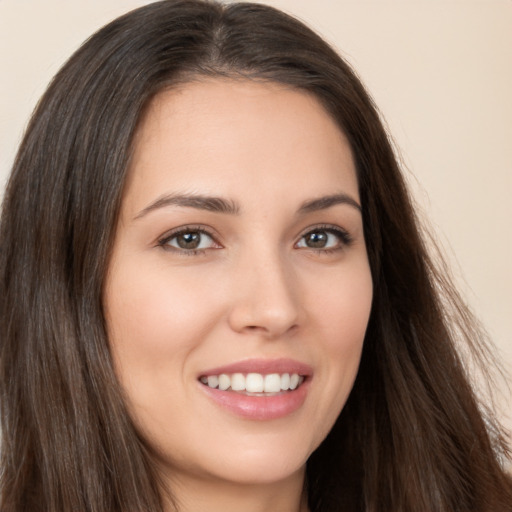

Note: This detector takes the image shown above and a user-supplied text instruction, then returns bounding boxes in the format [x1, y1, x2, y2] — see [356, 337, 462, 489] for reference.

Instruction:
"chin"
[152, 432, 311, 487]
[217, 450, 307, 485]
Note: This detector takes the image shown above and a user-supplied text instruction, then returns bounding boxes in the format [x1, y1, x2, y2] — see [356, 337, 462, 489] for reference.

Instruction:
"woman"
[0, 1, 510, 511]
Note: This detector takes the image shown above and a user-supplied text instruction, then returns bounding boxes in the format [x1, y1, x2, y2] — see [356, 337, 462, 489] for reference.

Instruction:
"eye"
[159, 227, 219, 253]
[295, 226, 352, 251]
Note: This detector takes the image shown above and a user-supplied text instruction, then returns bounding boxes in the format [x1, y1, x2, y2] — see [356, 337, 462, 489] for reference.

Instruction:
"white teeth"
[218, 374, 230, 391]
[201, 372, 304, 393]
[231, 373, 245, 391]
[207, 375, 219, 388]
[246, 373, 264, 393]
[281, 373, 290, 390]
[264, 373, 281, 393]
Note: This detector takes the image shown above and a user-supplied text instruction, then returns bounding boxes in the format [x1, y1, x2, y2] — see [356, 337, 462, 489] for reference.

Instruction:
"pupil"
[307, 231, 327, 248]
[177, 232, 200, 249]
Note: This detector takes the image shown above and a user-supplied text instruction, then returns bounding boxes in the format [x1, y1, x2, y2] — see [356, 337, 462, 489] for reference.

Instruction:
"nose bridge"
[228, 242, 300, 337]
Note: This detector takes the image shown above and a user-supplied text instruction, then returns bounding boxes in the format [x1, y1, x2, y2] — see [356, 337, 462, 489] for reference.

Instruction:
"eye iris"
[306, 231, 328, 248]
[177, 232, 201, 249]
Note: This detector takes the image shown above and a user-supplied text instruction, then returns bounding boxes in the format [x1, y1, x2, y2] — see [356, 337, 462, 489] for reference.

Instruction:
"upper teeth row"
[200, 373, 303, 393]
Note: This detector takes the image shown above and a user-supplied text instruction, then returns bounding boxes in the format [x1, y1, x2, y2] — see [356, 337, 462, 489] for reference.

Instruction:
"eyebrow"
[298, 193, 361, 214]
[134, 191, 361, 220]
[134, 193, 240, 219]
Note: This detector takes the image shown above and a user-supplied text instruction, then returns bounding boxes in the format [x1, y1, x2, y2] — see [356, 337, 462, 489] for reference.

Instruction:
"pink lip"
[199, 358, 313, 378]
[198, 358, 313, 421]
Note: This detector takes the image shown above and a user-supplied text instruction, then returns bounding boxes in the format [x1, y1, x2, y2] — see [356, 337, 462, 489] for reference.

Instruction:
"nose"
[227, 249, 300, 339]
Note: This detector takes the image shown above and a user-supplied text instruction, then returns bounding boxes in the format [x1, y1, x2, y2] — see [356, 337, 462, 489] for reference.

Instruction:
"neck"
[161, 467, 308, 512]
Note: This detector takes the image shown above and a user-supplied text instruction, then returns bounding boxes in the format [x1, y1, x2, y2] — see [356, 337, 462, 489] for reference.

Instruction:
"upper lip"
[199, 358, 313, 378]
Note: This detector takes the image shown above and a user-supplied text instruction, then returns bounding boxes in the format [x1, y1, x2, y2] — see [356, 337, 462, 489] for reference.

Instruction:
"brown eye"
[303, 231, 329, 248]
[176, 232, 201, 249]
[296, 227, 352, 251]
[163, 229, 217, 251]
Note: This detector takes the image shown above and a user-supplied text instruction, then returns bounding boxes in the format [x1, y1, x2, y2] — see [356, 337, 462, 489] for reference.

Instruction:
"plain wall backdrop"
[1, 0, 510, 451]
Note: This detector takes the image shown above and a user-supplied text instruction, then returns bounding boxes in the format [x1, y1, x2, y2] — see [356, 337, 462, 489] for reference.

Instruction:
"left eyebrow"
[134, 193, 241, 220]
[298, 193, 362, 214]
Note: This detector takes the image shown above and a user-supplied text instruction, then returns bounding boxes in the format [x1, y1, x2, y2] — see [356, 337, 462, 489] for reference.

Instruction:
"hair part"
[1, 1, 510, 511]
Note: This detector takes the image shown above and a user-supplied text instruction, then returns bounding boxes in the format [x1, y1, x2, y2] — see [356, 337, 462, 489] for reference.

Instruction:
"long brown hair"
[1, 1, 510, 511]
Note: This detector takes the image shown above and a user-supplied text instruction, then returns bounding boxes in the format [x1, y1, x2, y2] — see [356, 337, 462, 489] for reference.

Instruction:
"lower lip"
[200, 380, 310, 420]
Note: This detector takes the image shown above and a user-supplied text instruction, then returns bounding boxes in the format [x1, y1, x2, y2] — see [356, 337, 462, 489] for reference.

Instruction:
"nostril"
[227, 287, 300, 337]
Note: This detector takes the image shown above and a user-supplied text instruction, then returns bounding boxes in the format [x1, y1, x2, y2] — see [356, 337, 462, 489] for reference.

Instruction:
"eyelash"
[297, 224, 353, 254]
[157, 225, 219, 256]
[157, 224, 353, 256]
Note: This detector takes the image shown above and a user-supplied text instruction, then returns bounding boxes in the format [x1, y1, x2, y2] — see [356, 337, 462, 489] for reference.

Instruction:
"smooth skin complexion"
[103, 79, 373, 512]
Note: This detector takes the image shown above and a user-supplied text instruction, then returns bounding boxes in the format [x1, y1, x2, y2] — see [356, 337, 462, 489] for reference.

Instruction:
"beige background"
[1, 0, 510, 455]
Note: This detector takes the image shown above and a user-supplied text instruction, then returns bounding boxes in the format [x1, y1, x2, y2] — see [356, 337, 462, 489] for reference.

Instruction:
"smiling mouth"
[199, 372, 305, 395]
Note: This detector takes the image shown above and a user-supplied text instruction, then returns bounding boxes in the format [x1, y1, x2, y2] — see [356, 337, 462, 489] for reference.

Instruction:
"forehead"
[124, 79, 358, 213]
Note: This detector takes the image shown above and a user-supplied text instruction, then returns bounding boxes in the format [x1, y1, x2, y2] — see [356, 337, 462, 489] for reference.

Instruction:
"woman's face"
[104, 79, 372, 488]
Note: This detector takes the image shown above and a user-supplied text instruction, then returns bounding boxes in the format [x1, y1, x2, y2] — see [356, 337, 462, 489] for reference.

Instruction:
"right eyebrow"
[298, 193, 362, 214]
[134, 193, 241, 220]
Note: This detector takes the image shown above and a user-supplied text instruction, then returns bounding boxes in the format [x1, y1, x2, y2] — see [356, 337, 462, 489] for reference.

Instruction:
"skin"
[104, 79, 373, 512]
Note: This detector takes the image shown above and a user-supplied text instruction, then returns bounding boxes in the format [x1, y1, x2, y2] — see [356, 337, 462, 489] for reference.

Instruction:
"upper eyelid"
[158, 224, 220, 244]
[297, 223, 351, 238]
[295, 224, 353, 249]
[156, 227, 222, 256]
[156, 222, 352, 249]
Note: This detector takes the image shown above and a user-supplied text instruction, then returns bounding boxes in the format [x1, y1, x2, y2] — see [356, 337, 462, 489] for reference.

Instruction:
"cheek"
[313, 260, 372, 351]
[103, 259, 222, 405]
[306, 262, 372, 423]
[106, 261, 214, 350]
